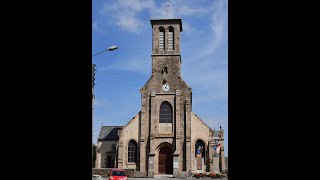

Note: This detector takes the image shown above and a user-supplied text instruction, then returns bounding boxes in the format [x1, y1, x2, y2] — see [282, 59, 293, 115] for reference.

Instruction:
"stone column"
[147, 91, 156, 178]
[139, 98, 147, 174]
[209, 141, 214, 172]
[95, 143, 101, 168]
[138, 141, 146, 177]
[96, 153, 101, 168]
[185, 98, 191, 171]
[175, 90, 181, 140]
[147, 154, 155, 177]
[117, 141, 123, 168]
[175, 90, 181, 172]
[150, 91, 156, 154]
[219, 140, 226, 171]
[95, 154, 99, 168]
[212, 156, 219, 173]
[173, 154, 180, 177]
[212, 138, 221, 173]
[186, 141, 191, 171]
[149, 90, 158, 141]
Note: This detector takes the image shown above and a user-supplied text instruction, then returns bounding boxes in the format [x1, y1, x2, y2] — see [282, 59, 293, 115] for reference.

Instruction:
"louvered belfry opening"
[168, 26, 174, 50]
[159, 27, 165, 50]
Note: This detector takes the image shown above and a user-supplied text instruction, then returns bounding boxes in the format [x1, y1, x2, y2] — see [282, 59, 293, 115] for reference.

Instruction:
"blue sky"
[92, 0, 228, 156]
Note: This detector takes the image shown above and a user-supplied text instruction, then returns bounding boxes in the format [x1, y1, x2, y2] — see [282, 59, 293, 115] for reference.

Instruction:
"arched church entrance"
[158, 146, 173, 174]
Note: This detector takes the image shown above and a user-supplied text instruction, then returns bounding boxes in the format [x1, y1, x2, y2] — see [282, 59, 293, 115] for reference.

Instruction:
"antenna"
[166, 4, 169, 19]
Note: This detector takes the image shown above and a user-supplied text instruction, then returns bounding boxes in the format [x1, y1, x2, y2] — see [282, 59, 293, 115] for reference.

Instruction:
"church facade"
[95, 19, 226, 177]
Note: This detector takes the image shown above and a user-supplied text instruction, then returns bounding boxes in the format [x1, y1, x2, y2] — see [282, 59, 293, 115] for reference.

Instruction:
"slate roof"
[98, 126, 123, 141]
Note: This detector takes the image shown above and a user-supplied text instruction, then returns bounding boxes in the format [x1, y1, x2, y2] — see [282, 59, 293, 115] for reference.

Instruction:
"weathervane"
[166, 4, 169, 19]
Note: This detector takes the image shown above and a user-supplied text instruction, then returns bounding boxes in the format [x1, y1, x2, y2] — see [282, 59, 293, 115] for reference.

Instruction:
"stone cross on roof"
[166, 4, 169, 19]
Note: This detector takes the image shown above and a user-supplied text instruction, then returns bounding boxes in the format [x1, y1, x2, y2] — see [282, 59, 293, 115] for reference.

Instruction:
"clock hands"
[163, 84, 169, 91]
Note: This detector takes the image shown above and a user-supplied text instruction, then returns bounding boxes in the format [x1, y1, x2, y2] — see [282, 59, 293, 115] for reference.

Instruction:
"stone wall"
[96, 140, 118, 168]
[190, 112, 212, 172]
[118, 112, 140, 169]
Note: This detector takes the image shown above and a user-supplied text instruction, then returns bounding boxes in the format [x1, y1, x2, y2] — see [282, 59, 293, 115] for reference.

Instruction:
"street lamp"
[92, 45, 118, 168]
[92, 45, 118, 57]
[92, 45, 118, 99]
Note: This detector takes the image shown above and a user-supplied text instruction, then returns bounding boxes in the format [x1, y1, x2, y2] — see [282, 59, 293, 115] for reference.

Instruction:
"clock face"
[162, 84, 170, 91]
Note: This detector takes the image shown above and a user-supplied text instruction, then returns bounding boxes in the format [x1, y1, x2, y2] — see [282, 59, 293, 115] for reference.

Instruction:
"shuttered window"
[159, 27, 165, 50]
[168, 27, 174, 50]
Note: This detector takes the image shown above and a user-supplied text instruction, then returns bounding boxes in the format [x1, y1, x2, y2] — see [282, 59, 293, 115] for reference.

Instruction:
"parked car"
[109, 168, 128, 180]
[92, 174, 103, 180]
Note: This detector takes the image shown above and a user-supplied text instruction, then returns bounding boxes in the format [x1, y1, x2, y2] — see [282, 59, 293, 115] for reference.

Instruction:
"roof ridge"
[192, 112, 214, 131]
[123, 111, 141, 129]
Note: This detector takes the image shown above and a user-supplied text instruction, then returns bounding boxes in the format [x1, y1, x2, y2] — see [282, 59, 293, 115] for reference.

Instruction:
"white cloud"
[92, 21, 104, 33]
[94, 0, 228, 113]
[181, 54, 228, 103]
[99, 0, 156, 33]
[148, 0, 210, 19]
[92, 21, 99, 31]
[177, 0, 228, 105]
[176, 4, 209, 16]
[115, 12, 144, 33]
[93, 98, 113, 108]
[200, 0, 228, 57]
[96, 0, 212, 33]
[181, 22, 197, 35]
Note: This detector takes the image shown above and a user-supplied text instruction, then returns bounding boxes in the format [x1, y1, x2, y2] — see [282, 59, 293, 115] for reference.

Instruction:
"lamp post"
[92, 45, 118, 168]
[92, 45, 118, 106]
[93, 45, 118, 57]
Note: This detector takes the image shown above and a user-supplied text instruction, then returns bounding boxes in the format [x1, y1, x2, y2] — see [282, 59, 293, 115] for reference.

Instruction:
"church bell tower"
[151, 19, 182, 55]
[138, 19, 192, 177]
[149, 19, 185, 94]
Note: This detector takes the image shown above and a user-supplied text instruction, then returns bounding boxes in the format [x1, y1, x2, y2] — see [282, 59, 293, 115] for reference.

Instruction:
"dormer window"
[159, 27, 165, 50]
[168, 26, 174, 50]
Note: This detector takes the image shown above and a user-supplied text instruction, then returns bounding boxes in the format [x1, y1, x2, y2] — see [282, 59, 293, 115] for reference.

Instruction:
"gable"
[120, 111, 140, 142]
[191, 112, 214, 142]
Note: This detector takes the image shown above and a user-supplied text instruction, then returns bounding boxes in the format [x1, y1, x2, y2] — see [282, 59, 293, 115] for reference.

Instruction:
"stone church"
[95, 19, 226, 177]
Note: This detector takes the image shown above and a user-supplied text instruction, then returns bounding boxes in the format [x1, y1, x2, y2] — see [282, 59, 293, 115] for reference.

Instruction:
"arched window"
[128, 140, 137, 163]
[168, 26, 174, 50]
[159, 27, 165, 50]
[195, 140, 205, 159]
[159, 101, 173, 123]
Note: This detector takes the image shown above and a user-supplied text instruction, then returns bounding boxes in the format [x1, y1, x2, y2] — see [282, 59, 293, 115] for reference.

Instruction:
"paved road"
[132, 178, 227, 180]
[103, 178, 228, 180]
